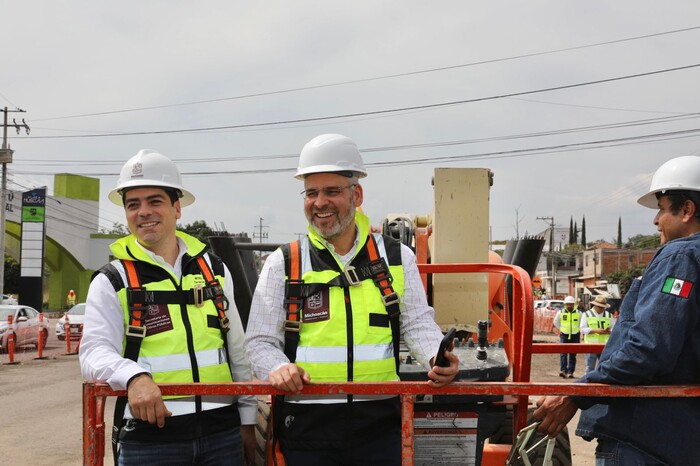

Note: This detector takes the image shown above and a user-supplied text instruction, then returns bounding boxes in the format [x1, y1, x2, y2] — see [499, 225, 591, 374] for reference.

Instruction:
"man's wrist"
[126, 372, 151, 389]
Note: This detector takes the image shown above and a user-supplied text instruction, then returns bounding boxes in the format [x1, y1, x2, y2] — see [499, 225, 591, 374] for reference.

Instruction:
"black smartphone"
[434, 327, 456, 367]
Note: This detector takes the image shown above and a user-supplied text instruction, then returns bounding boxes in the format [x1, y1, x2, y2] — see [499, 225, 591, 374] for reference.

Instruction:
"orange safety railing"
[83, 381, 700, 466]
[79, 262, 627, 465]
[417, 262, 536, 433]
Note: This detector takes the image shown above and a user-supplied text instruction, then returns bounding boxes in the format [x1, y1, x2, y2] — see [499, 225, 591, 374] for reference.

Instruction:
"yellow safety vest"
[584, 310, 612, 344]
[288, 212, 405, 384]
[560, 310, 581, 336]
[108, 232, 233, 414]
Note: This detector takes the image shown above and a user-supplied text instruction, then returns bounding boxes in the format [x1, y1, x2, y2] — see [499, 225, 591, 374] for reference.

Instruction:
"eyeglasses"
[300, 184, 356, 200]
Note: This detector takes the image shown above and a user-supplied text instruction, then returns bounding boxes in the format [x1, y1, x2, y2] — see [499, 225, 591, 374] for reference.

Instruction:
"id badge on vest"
[302, 288, 330, 323]
[143, 304, 174, 336]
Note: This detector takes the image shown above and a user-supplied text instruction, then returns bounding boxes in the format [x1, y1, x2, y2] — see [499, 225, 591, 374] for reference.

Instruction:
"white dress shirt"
[245, 234, 445, 381]
[79, 238, 256, 425]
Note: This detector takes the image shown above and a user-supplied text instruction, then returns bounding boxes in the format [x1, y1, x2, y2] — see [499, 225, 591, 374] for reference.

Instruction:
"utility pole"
[0, 107, 29, 296]
[252, 217, 269, 272]
[537, 216, 555, 296]
[514, 205, 524, 239]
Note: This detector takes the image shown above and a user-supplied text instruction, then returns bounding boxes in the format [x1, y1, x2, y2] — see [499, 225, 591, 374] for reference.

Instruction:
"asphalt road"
[0, 330, 593, 466]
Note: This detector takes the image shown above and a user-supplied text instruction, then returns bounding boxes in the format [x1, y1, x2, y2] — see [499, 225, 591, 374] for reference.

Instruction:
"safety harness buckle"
[283, 319, 302, 333]
[125, 324, 147, 339]
[343, 265, 361, 286]
[219, 316, 230, 333]
[193, 284, 205, 307]
[381, 291, 400, 307]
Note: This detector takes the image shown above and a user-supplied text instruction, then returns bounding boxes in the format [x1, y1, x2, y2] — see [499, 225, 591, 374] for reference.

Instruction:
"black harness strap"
[281, 235, 403, 371]
[111, 255, 230, 462]
[365, 234, 402, 372]
[282, 241, 302, 363]
[112, 259, 145, 462]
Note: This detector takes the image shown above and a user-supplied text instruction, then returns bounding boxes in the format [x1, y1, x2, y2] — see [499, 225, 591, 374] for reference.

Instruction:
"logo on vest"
[302, 289, 330, 323]
[144, 304, 174, 336]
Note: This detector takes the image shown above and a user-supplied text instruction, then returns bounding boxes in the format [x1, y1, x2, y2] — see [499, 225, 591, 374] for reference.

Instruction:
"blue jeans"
[118, 426, 243, 466]
[586, 352, 600, 373]
[595, 438, 667, 466]
[559, 332, 580, 374]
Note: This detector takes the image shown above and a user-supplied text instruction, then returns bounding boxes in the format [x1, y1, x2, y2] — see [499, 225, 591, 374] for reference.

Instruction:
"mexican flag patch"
[661, 276, 693, 298]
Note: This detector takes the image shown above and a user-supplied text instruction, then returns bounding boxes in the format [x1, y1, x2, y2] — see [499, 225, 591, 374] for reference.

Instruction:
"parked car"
[1, 294, 18, 305]
[537, 299, 565, 312]
[56, 303, 86, 341]
[0, 305, 49, 353]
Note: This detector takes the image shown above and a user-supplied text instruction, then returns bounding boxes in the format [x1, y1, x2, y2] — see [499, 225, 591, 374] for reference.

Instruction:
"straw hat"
[590, 295, 610, 309]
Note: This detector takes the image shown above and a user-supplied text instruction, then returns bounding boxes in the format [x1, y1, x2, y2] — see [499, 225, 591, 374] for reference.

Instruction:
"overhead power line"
[32, 25, 700, 122]
[13, 125, 700, 177]
[14, 111, 700, 167]
[22, 63, 700, 140]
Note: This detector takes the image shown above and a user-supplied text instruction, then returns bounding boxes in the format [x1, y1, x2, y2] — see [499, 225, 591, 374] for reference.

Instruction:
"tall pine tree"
[581, 215, 587, 247]
[617, 216, 623, 248]
[569, 217, 574, 244]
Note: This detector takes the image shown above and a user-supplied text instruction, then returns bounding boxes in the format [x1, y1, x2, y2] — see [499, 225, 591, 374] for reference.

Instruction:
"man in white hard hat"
[79, 150, 256, 465]
[535, 156, 700, 465]
[552, 295, 581, 378]
[580, 295, 614, 373]
[245, 134, 459, 465]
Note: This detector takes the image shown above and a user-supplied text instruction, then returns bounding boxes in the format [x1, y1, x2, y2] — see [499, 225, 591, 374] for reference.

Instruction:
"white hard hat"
[637, 156, 700, 208]
[109, 149, 195, 207]
[564, 296, 576, 304]
[294, 134, 368, 180]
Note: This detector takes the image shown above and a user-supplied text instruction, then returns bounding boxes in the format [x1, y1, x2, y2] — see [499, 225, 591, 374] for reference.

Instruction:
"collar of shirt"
[134, 237, 188, 280]
[317, 225, 361, 268]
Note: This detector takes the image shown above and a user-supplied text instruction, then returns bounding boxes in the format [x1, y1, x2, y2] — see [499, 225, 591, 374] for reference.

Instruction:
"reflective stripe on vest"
[295, 233, 404, 385]
[584, 310, 612, 344]
[110, 237, 234, 415]
[137, 347, 227, 373]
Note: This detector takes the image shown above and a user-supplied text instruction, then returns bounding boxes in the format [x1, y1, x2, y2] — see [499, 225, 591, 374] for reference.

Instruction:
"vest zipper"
[173, 260, 202, 413]
[344, 287, 354, 382]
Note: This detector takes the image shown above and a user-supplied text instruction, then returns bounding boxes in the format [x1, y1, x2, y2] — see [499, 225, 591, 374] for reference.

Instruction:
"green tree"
[3, 255, 20, 294]
[581, 215, 587, 247]
[606, 265, 646, 296]
[625, 234, 660, 249]
[178, 220, 217, 244]
[569, 217, 574, 244]
[99, 222, 129, 235]
[617, 216, 623, 249]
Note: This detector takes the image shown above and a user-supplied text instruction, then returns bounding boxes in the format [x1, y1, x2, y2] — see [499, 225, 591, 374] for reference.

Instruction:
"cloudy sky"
[3, 1, 700, 246]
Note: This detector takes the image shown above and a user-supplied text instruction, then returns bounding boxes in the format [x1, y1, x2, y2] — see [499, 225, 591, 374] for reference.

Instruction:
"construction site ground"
[0, 330, 594, 465]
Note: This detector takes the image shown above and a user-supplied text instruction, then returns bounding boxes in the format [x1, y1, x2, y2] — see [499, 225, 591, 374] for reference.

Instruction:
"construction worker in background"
[245, 134, 460, 466]
[580, 295, 614, 373]
[79, 150, 256, 466]
[66, 289, 76, 308]
[552, 295, 580, 378]
[535, 155, 700, 465]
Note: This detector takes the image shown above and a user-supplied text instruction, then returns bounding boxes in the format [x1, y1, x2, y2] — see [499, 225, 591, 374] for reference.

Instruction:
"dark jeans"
[559, 332, 580, 374]
[282, 423, 401, 466]
[595, 438, 668, 465]
[118, 426, 243, 466]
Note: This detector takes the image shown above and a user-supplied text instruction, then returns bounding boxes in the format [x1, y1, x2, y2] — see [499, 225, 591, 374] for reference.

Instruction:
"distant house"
[577, 244, 656, 288]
